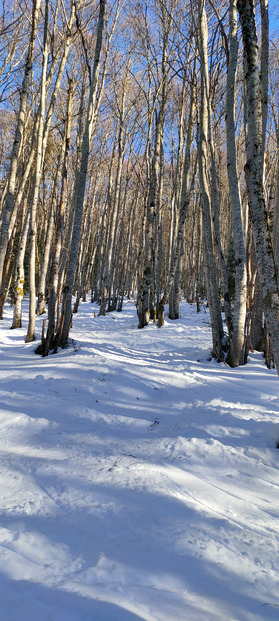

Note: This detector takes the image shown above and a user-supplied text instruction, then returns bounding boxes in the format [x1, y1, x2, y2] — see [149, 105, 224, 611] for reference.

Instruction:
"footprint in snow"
[149, 419, 160, 430]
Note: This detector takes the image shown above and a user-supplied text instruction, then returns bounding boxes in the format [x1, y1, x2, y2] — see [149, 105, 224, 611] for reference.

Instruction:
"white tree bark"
[59, 0, 107, 347]
[226, 0, 248, 367]
[196, 0, 224, 360]
[273, 141, 279, 270]
[11, 200, 30, 329]
[25, 0, 49, 342]
[0, 0, 41, 296]
[237, 0, 279, 373]
[260, 0, 269, 167]
[157, 71, 196, 327]
[137, 2, 172, 329]
[99, 65, 128, 315]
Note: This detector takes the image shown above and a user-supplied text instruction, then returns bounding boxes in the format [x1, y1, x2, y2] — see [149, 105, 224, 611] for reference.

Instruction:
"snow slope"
[0, 299, 279, 621]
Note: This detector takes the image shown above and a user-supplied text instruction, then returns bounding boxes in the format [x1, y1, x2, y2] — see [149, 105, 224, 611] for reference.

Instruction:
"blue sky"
[270, 0, 279, 35]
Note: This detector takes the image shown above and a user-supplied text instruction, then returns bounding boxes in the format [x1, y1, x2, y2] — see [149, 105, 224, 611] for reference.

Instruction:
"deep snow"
[0, 299, 279, 621]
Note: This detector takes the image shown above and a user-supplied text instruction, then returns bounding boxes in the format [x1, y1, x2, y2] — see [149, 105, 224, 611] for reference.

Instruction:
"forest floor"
[0, 299, 279, 620]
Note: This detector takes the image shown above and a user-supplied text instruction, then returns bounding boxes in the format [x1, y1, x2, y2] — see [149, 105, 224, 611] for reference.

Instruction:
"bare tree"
[57, 0, 107, 348]
[196, 0, 224, 360]
[237, 0, 279, 372]
[225, 0, 248, 366]
[25, 0, 49, 342]
[0, 0, 41, 304]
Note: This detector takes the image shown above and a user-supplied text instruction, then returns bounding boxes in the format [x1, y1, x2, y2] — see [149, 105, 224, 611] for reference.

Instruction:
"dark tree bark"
[237, 0, 279, 373]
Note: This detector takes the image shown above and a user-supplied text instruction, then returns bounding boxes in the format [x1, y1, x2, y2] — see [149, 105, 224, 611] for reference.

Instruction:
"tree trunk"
[41, 78, 74, 356]
[169, 246, 182, 320]
[59, 0, 106, 348]
[226, 0, 248, 367]
[36, 204, 55, 315]
[273, 140, 279, 270]
[100, 105, 126, 314]
[137, 3, 172, 329]
[0, 0, 40, 300]
[157, 54, 196, 327]
[25, 0, 49, 342]
[137, 106, 165, 328]
[11, 201, 30, 329]
[237, 0, 279, 372]
[196, 0, 224, 359]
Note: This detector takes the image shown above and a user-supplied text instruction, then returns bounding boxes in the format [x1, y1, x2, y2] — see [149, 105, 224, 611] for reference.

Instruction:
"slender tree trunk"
[0, 223, 17, 318]
[260, 0, 269, 167]
[100, 114, 125, 314]
[273, 135, 279, 270]
[137, 4, 172, 329]
[156, 208, 163, 318]
[94, 206, 107, 304]
[6, 0, 74, 273]
[196, 0, 224, 359]
[98, 140, 116, 315]
[137, 106, 164, 327]
[117, 195, 139, 311]
[40, 78, 74, 356]
[195, 207, 202, 312]
[25, 0, 49, 342]
[36, 204, 55, 315]
[226, 0, 248, 367]
[59, 0, 106, 348]
[11, 200, 30, 329]
[111, 154, 132, 310]
[237, 0, 279, 372]
[157, 84, 196, 327]
[169, 243, 182, 320]
[0, 0, 40, 303]
[206, 72, 231, 333]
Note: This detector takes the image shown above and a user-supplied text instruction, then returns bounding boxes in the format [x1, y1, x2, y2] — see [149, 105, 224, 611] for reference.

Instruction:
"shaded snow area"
[1, 299, 279, 621]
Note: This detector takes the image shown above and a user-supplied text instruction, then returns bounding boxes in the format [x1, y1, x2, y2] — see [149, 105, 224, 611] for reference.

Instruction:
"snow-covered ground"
[0, 299, 279, 621]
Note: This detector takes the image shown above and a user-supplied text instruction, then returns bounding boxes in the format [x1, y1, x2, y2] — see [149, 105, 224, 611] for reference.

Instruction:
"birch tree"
[11, 199, 30, 329]
[0, 0, 41, 304]
[237, 0, 279, 372]
[225, 0, 248, 366]
[196, 0, 224, 360]
[57, 0, 107, 348]
[25, 0, 49, 342]
[157, 60, 196, 327]
[98, 51, 131, 315]
[137, 0, 173, 328]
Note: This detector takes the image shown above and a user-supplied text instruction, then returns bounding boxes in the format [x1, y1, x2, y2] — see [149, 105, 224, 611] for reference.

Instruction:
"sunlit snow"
[0, 299, 279, 621]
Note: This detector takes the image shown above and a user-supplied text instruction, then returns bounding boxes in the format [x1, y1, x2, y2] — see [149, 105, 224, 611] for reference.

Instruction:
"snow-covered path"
[0, 300, 279, 620]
